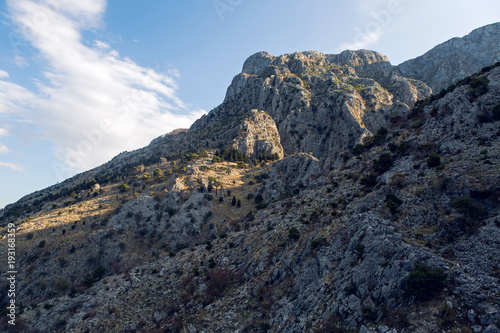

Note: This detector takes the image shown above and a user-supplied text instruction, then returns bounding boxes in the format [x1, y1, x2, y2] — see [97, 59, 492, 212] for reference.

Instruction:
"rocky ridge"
[398, 22, 500, 92]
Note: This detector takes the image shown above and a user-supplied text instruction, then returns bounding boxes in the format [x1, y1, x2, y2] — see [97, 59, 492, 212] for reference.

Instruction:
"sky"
[0, 0, 499, 209]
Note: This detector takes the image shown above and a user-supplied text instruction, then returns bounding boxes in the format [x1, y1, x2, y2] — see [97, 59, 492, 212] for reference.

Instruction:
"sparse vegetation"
[426, 153, 441, 167]
[288, 227, 300, 240]
[373, 153, 394, 174]
[119, 183, 130, 192]
[450, 197, 486, 221]
[385, 193, 403, 214]
[406, 264, 447, 301]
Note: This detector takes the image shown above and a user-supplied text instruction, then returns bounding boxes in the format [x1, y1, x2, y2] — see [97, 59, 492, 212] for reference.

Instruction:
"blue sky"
[0, 0, 499, 209]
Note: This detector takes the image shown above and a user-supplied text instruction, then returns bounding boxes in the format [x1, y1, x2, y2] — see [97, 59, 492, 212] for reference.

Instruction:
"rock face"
[233, 109, 284, 159]
[398, 22, 500, 92]
[218, 49, 430, 163]
[1, 26, 500, 333]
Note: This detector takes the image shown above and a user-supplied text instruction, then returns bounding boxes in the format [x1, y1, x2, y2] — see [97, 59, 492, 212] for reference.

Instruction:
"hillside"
[398, 22, 500, 92]
[1, 31, 500, 332]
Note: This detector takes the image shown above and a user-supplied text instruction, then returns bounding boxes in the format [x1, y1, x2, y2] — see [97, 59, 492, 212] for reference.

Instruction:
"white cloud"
[0, 78, 37, 113]
[0, 161, 24, 171]
[0, 128, 9, 137]
[0, 145, 10, 153]
[3, 0, 206, 179]
[0, 70, 9, 79]
[337, 0, 404, 51]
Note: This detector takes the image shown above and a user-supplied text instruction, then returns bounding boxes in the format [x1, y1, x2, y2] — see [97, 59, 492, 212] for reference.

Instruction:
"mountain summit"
[1, 24, 500, 333]
[398, 22, 500, 92]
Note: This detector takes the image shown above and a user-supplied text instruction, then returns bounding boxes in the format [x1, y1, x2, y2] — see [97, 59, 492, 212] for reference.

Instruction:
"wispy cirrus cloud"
[0, 128, 9, 137]
[0, 145, 10, 153]
[338, 0, 404, 51]
[3, 0, 205, 180]
[0, 161, 24, 171]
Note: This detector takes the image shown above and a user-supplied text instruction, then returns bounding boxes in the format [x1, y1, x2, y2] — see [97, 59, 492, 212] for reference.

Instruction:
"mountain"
[398, 22, 500, 92]
[1, 27, 500, 333]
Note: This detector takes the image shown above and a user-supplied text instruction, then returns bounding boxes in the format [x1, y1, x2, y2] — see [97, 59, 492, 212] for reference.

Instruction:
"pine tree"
[237, 199, 241, 208]
[231, 196, 237, 206]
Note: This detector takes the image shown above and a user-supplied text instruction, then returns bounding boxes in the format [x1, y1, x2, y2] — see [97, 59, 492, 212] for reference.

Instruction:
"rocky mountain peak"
[398, 22, 500, 92]
[327, 49, 391, 68]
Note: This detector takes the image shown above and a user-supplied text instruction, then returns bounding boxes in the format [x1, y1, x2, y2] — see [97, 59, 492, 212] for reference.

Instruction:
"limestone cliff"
[398, 22, 500, 92]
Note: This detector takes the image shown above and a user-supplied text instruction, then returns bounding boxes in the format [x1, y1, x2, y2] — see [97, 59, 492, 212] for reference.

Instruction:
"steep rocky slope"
[1, 47, 500, 332]
[398, 22, 500, 92]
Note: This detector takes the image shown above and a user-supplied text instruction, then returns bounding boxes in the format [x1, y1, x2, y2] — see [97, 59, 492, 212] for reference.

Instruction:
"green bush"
[492, 103, 500, 121]
[406, 264, 447, 300]
[450, 197, 486, 221]
[373, 127, 388, 146]
[468, 76, 489, 98]
[426, 153, 441, 167]
[311, 237, 327, 249]
[288, 227, 300, 240]
[385, 194, 403, 214]
[373, 153, 394, 174]
[352, 144, 365, 155]
[92, 265, 106, 280]
[360, 174, 377, 188]
[119, 183, 130, 192]
[254, 193, 264, 204]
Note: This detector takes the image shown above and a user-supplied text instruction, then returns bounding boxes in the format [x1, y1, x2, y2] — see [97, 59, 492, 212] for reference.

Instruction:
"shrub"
[54, 279, 71, 293]
[426, 153, 441, 167]
[385, 194, 403, 214]
[360, 174, 377, 188]
[38, 240, 46, 248]
[468, 76, 489, 98]
[389, 173, 406, 188]
[254, 193, 264, 204]
[492, 103, 500, 121]
[395, 142, 410, 156]
[354, 242, 365, 254]
[311, 237, 327, 249]
[207, 258, 217, 268]
[153, 168, 163, 178]
[406, 264, 447, 300]
[352, 144, 365, 155]
[373, 153, 394, 174]
[450, 197, 486, 221]
[83, 276, 94, 287]
[288, 227, 300, 240]
[92, 265, 106, 280]
[373, 127, 388, 145]
[119, 183, 130, 192]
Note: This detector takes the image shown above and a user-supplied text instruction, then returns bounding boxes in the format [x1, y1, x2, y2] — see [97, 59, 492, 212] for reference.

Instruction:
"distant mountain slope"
[398, 22, 500, 92]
